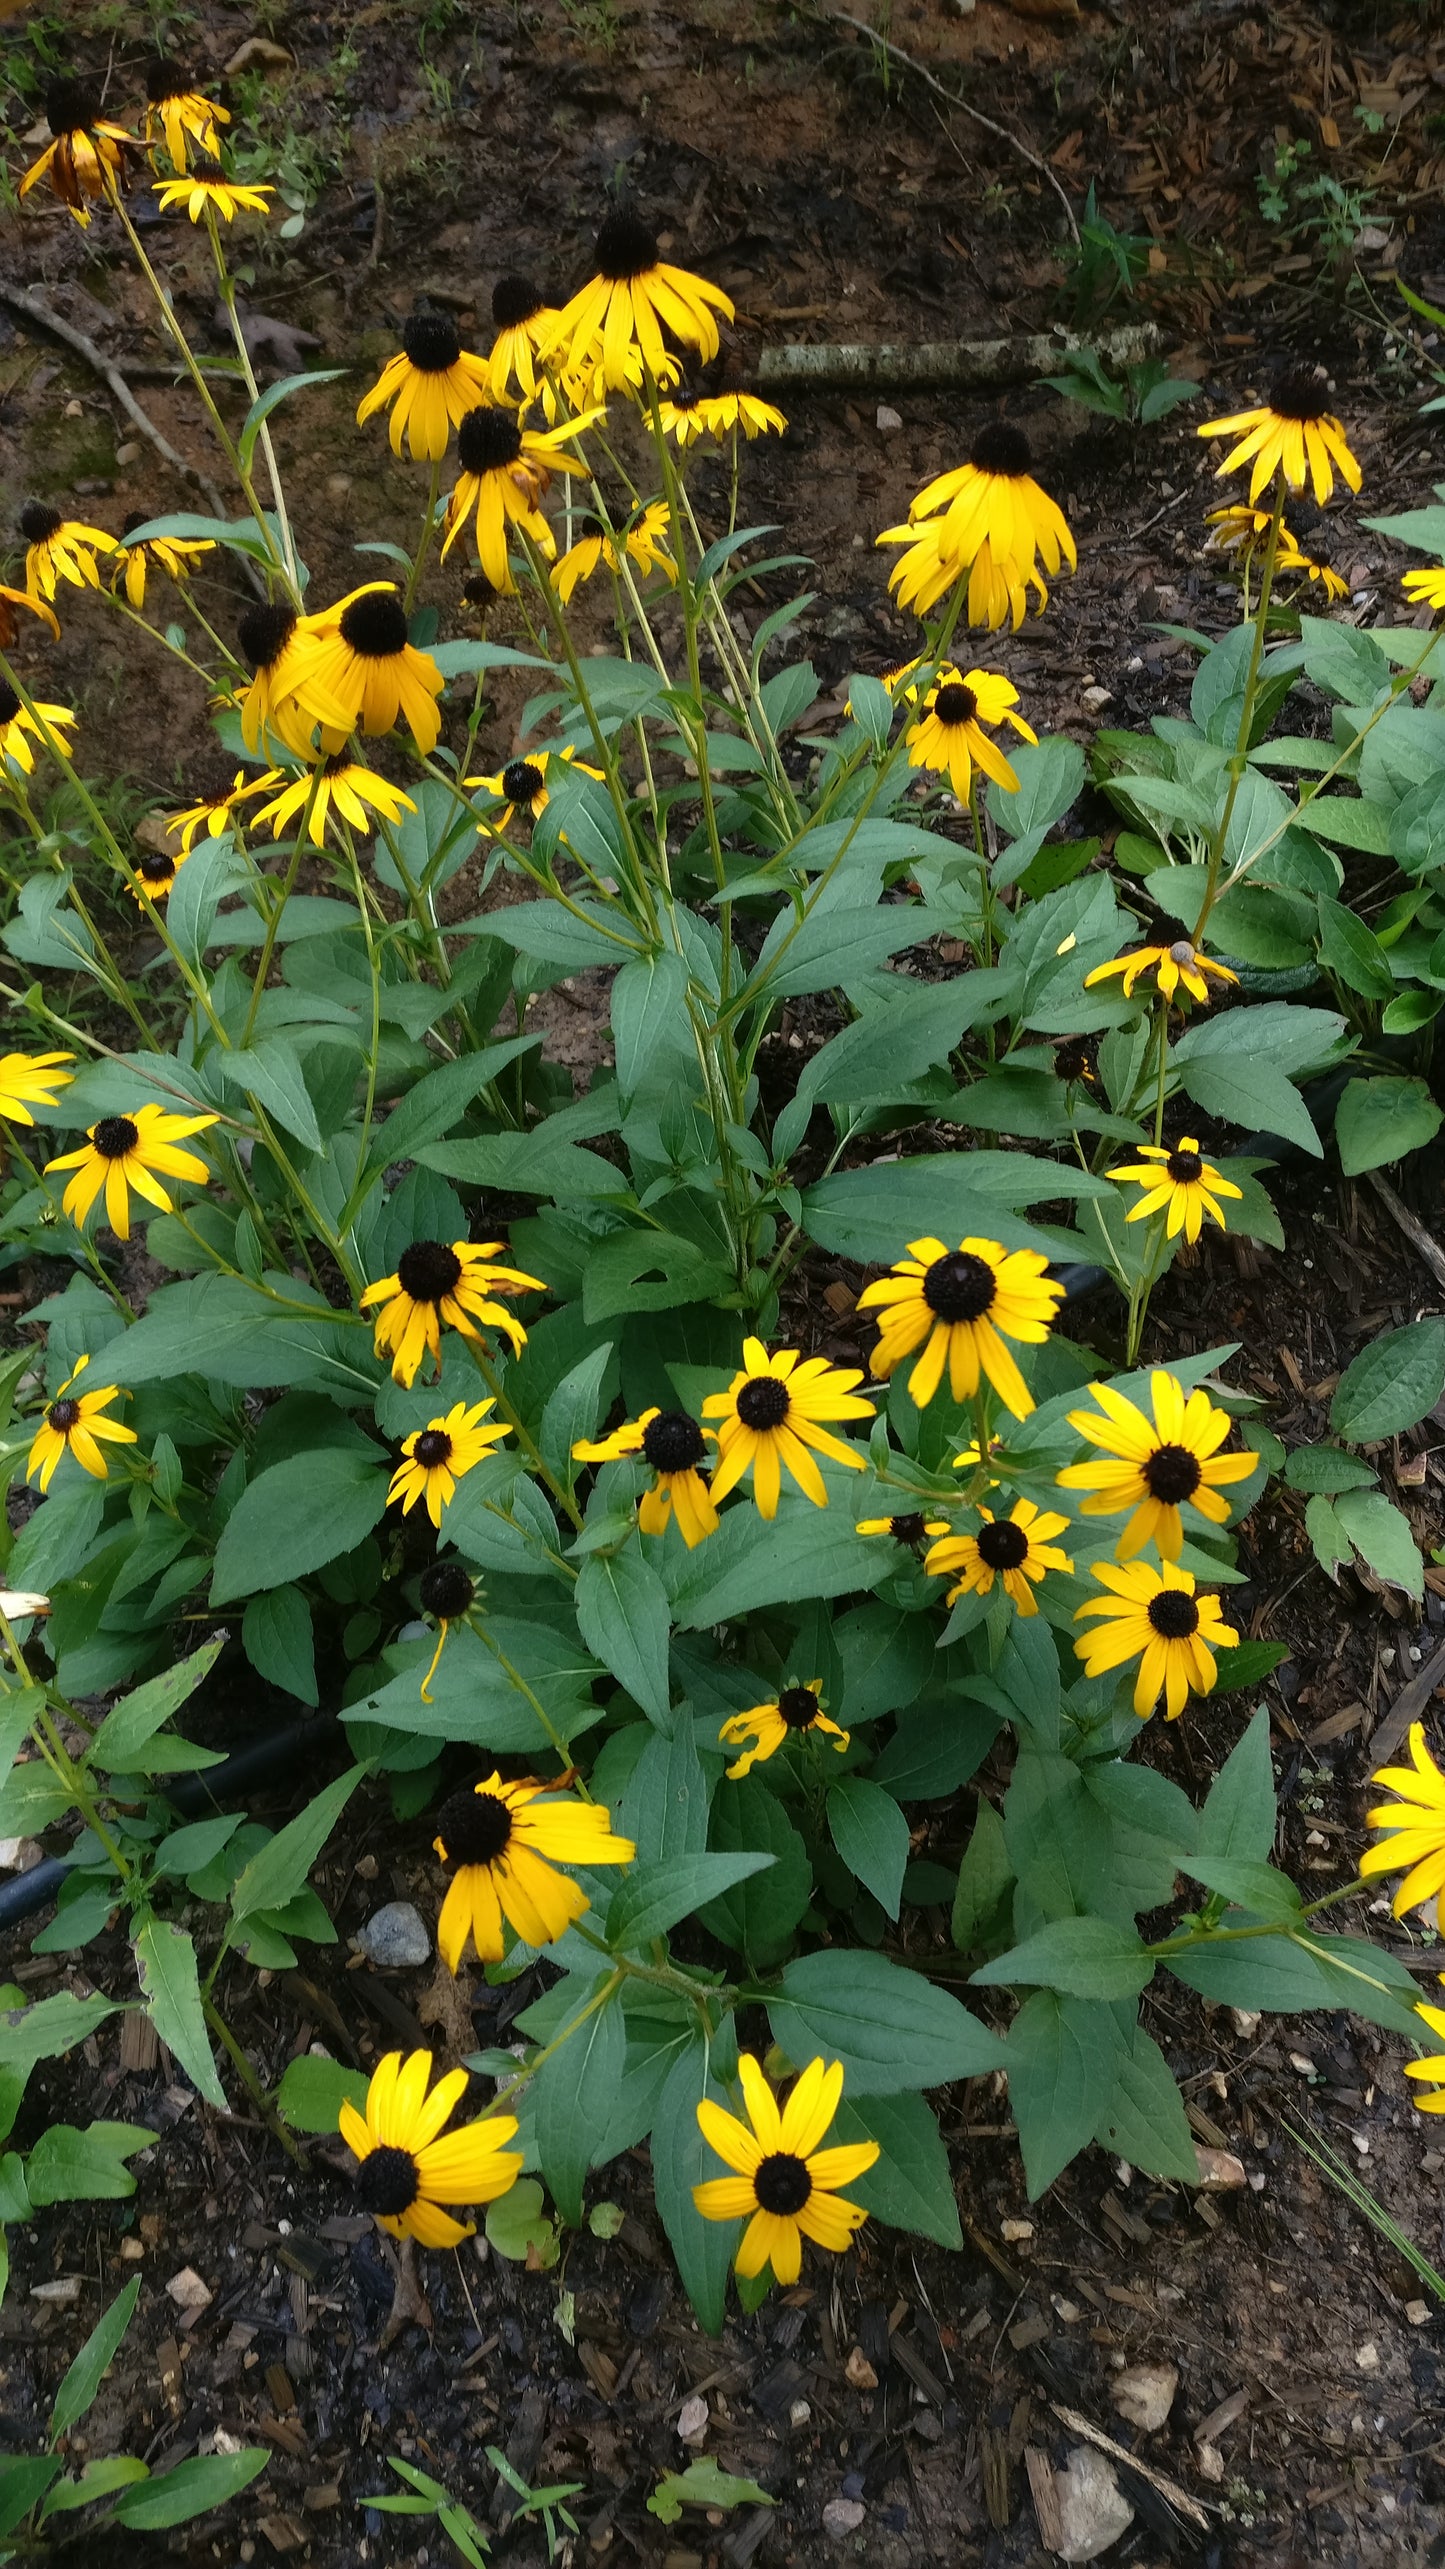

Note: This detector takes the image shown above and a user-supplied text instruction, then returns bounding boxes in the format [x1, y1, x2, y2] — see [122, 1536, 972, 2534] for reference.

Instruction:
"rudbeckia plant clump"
[2, 56, 1445, 2414]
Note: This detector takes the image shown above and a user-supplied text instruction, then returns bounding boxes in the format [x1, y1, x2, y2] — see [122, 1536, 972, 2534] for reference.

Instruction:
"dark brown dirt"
[4, 0, 1445, 2562]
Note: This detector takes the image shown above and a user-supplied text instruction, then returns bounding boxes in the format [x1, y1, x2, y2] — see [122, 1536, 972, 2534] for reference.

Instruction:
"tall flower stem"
[1192, 478, 1285, 949]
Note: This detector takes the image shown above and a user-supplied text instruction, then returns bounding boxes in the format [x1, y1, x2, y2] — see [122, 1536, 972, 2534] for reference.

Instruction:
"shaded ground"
[3, 0, 1445, 2561]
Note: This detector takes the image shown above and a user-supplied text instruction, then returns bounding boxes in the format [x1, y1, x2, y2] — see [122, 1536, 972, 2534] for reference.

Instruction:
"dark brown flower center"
[1142, 1444, 1202, 1505]
[237, 601, 296, 671]
[322, 753, 354, 778]
[1053, 1039, 1093, 1084]
[492, 275, 544, 329]
[136, 850, 174, 884]
[778, 1686, 820, 1730]
[463, 572, 498, 609]
[144, 58, 193, 104]
[933, 681, 978, 728]
[595, 209, 660, 281]
[47, 1398, 81, 1433]
[642, 1410, 706, 1473]
[922, 1251, 996, 1324]
[501, 759, 544, 806]
[414, 1429, 453, 1471]
[355, 2144, 419, 2217]
[396, 1239, 463, 1303]
[437, 1786, 513, 1867]
[92, 1116, 138, 1161]
[1270, 367, 1329, 423]
[753, 2151, 812, 2215]
[1147, 1590, 1200, 1640]
[1166, 1150, 1203, 1184]
[419, 1561, 475, 1620]
[977, 1518, 1029, 1570]
[0, 682, 20, 727]
[20, 501, 63, 545]
[890, 1513, 926, 1545]
[457, 406, 523, 475]
[45, 78, 97, 137]
[339, 592, 410, 659]
[736, 1375, 790, 1430]
[402, 308, 462, 373]
[970, 420, 1032, 477]
[670, 388, 701, 411]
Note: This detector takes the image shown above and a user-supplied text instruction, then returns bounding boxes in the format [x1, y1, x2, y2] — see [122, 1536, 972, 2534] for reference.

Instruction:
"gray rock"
[822, 2499, 866, 2540]
[1055, 2448, 1134, 2562]
[357, 1901, 430, 1968]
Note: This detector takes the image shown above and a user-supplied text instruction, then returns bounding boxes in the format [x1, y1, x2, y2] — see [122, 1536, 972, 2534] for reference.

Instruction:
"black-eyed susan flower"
[905, 666, 1036, 802]
[433, 1772, 635, 1969]
[439, 406, 600, 594]
[1205, 501, 1294, 559]
[338, 2048, 523, 2249]
[1108, 1137, 1243, 1247]
[656, 388, 712, 447]
[361, 1237, 544, 1387]
[1277, 542, 1348, 601]
[1052, 1037, 1096, 1088]
[718, 1681, 848, 1779]
[356, 307, 494, 462]
[166, 767, 279, 855]
[910, 423, 1076, 584]
[855, 1510, 942, 1546]
[1361, 1725, 1445, 1919]
[0, 1051, 73, 1125]
[486, 275, 561, 404]
[545, 209, 734, 392]
[25, 1356, 136, 1492]
[252, 756, 415, 848]
[143, 60, 229, 170]
[18, 79, 133, 224]
[857, 1235, 1063, 1418]
[1073, 1560, 1238, 1720]
[112, 516, 215, 609]
[552, 501, 675, 605]
[1403, 565, 1445, 615]
[21, 501, 118, 603]
[1058, 1370, 1256, 1562]
[129, 842, 190, 905]
[416, 1559, 477, 1701]
[0, 681, 75, 776]
[925, 1499, 1073, 1618]
[465, 745, 604, 832]
[876, 520, 1048, 630]
[1084, 936, 1237, 1007]
[663, 390, 786, 443]
[1402, 1990, 1445, 2114]
[388, 1398, 509, 1529]
[702, 1340, 873, 1518]
[693, 2054, 878, 2285]
[0, 583, 60, 645]
[1197, 370, 1361, 506]
[45, 1102, 218, 1240]
[301, 585, 446, 756]
[153, 171, 273, 225]
[572, 1406, 719, 1547]
[233, 600, 351, 760]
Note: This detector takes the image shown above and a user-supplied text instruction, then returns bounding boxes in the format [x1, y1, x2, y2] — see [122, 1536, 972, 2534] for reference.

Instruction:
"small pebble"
[357, 1901, 430, 1968]
[1355, 2342, 1380, 2372]
[789, 2398, 812, 2429]
[822, 2499, 866, 2539]
[875, 405, 903, 434]
[676, 2393, 709, 2445]
[1406, 2300, 1430, 2326]
[845, 2348, 878, 2390]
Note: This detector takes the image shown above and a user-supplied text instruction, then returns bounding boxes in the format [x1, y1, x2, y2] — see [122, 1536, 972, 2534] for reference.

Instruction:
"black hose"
[0, 1712, 339, 1931]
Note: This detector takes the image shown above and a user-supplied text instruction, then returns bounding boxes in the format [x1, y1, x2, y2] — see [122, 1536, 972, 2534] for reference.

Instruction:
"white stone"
[676, 2394, 709, 2445]
[1053, 2448, 1135, 2561]
[1110, 2363, 1178, 2432]
[822, 2499, 866, 2539]
[357, 1901, 430, 1968]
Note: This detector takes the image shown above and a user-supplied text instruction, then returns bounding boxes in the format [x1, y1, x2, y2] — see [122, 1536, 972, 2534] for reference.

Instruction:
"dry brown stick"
[1049, 2403, 1213, 2529]
[1363, 1632, 1445, 1772]
[1365, 1169, 1445, 1295]
[790, 2, 1080, 245]
[759, 320, 1160, 394]
[0, 281, 231, 520]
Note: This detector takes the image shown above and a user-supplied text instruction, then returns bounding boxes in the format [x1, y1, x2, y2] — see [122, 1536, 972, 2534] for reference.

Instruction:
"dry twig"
[0, 282, 231, 519]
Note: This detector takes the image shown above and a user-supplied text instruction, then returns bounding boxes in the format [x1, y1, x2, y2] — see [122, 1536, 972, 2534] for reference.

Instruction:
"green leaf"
[574, 1547, 672, 1722]
[218, 1036, 329, 1149]
[40, 2457, 151, 2519]
[618, 1719, 710, 1860]
[1331, 1318, 1445, 1441]
[1331, 1488, 1424, 1597]
[1177, 1052, 1320, 1154]
[0, 2459, 61, 2537]
[539, 1341, 614, 1489]
[485, 2176, 558, 2264]
[1316, 895, 1396, 1000]
[650, 2041, 737, 2334]
[1180, 1855, 1303, 1921]
[1165, 1928, 1425, 2038]
[800, 1151, 1107, 1266]
[50, 2277, 141, 2438]
[951, 1800, 1014, 1952]
[532, 1978, 626, 2225]
[111, 2449, 269, 2530]
[700, 1781, 811, 1964]
[828, 2090, 963, 2248]
[605, 1852, 775, 1949]
[1195, 1707, 1276, 1864]
[0, 1991, 117, 2081]
[827, 1777, 909, 1921]
[237, 368, 347, 470]
[1091, 2025, 1200, 2181]
[1335, 1075, 1443, 1177]
[1284, 1444, 1377, 1493]
[1212, 1638, 1290, 1693]
[133, 1920, 226, 2108]
[972, 1916, 1154, 2000]
[648, 2459, 774, 2524]
[25, 2121, 152, 2207]
[86, 1637, 224, 1773]
[769, 1949, 1006, 2094]
[668, 1487, 886, 1627]
[229, 1765, 364, 1925]
[275, 2053, 370, 2135]
[1006, 1990, 1126, 2196]
[583, 1229, 733, 1324]
[211, 1447, 389, 1602]
[241, 1585, 319, 1706]
[418, 1131, 626, 1198]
